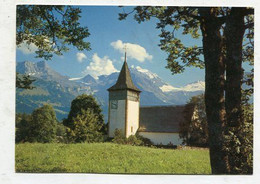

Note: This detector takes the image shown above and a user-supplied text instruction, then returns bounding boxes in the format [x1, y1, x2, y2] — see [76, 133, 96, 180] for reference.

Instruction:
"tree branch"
[176, 8, 201, 20]
[243, 8, 254, 16]
[244, 22, 254, 29]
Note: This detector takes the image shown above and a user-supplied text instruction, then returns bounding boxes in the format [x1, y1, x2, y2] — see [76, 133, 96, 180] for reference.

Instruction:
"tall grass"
[15, 143, 211, 174]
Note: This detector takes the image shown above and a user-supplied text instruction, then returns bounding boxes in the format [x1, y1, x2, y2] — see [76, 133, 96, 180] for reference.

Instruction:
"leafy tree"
[15, 113, 32, 143]
[180, 94, 208, 147]
[181, 92, 253, 174]
[119, 7, 254, 174]
[17, 5, 90, 60]
[66, 109, 103, 143]
[16, 5, 91, 89]
[29, 104, 58, 143]
[181, 92, 253, 173]
[63, 94, 105, 134]
[16, 106, 67, 143]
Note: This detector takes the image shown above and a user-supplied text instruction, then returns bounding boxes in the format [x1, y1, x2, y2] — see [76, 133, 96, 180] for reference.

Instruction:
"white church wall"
[126, 100, 139, 137]
[138, 132, 183, 145]
[108, 100, 126, 137]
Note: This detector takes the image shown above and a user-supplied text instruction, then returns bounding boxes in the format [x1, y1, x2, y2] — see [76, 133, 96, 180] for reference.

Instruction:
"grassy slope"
[15, 143, 211, 174]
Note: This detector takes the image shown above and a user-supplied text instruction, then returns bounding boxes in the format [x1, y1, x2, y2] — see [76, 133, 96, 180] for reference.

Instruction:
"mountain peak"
[159, 84, 180, 92]
[159, 80, 205, 93]
[82, 74, 97, 83]
[131, 65, 159, 79]
[16, 61, 71, 84]
[181, 80, 205, 92]
[17, 61, 51, 75]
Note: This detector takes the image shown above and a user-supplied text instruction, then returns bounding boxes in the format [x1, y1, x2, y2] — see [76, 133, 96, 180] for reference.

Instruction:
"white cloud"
[83, 53, 118, 79]
[17, 41, 38, 55]
[111, 40, 153, 62]
[76, 52, 87, 62]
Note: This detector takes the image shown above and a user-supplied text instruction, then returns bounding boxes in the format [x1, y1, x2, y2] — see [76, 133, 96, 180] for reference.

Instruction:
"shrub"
[135, 133, 153, 146]
[112, 129, 126, 144]
[112, 129, 153, 146]
[127, 135, 142, 146]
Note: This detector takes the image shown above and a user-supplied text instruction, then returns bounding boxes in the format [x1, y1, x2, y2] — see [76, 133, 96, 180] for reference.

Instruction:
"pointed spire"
[124, 44, 127, 63]
[108, 47, 141, 92]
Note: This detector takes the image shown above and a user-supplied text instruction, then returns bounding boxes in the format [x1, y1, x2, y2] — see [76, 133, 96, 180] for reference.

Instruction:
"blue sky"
[16, 6, 206, 87]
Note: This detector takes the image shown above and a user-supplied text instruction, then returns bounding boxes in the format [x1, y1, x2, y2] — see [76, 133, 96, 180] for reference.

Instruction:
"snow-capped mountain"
[16, 61, 205, 120]
[181, 80, 205, 92]
[71, 65, 205, 106]
[134, 65, 159, 79]
[159, 80, 205, 93]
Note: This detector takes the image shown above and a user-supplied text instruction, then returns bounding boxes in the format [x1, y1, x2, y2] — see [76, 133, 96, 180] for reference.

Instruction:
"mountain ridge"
[16, 61, 205, 121]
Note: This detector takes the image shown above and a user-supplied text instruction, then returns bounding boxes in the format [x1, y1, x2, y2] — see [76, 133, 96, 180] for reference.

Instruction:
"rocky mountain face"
[16, 61, 205, 121]
[16, 61, 90, 120]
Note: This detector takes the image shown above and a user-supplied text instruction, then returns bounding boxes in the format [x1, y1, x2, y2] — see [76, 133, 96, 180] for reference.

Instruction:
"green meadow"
[15, 143, 211, 174]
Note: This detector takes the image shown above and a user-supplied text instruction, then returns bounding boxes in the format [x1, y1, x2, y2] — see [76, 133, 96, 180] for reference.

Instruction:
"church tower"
[107, 52, 141, 138]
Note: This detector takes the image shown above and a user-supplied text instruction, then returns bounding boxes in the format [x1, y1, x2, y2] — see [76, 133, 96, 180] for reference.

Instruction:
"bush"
[112, 129, 126, 144]
[112, 129, 152, 146]
[135, 133, 153, 146]
[127, 135, 142, 146]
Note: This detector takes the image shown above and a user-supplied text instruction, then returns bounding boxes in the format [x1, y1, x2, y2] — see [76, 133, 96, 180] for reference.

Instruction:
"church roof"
[138, 105, 194, 133]
[108, 53, 141, 92]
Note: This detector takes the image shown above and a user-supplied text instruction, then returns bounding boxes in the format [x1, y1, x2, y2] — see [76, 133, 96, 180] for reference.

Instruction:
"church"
[107, 52, 195, 145]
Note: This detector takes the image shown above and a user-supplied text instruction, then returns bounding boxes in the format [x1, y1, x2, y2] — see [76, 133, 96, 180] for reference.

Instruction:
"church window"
[111, 100, 118, 109]
[131, 126, 133, 133]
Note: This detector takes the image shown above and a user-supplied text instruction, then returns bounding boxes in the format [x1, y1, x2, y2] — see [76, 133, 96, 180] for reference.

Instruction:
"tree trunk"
[225, 8, 245, 128]
[224, 7, 247, 174]
[199, 8, 229, 174]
